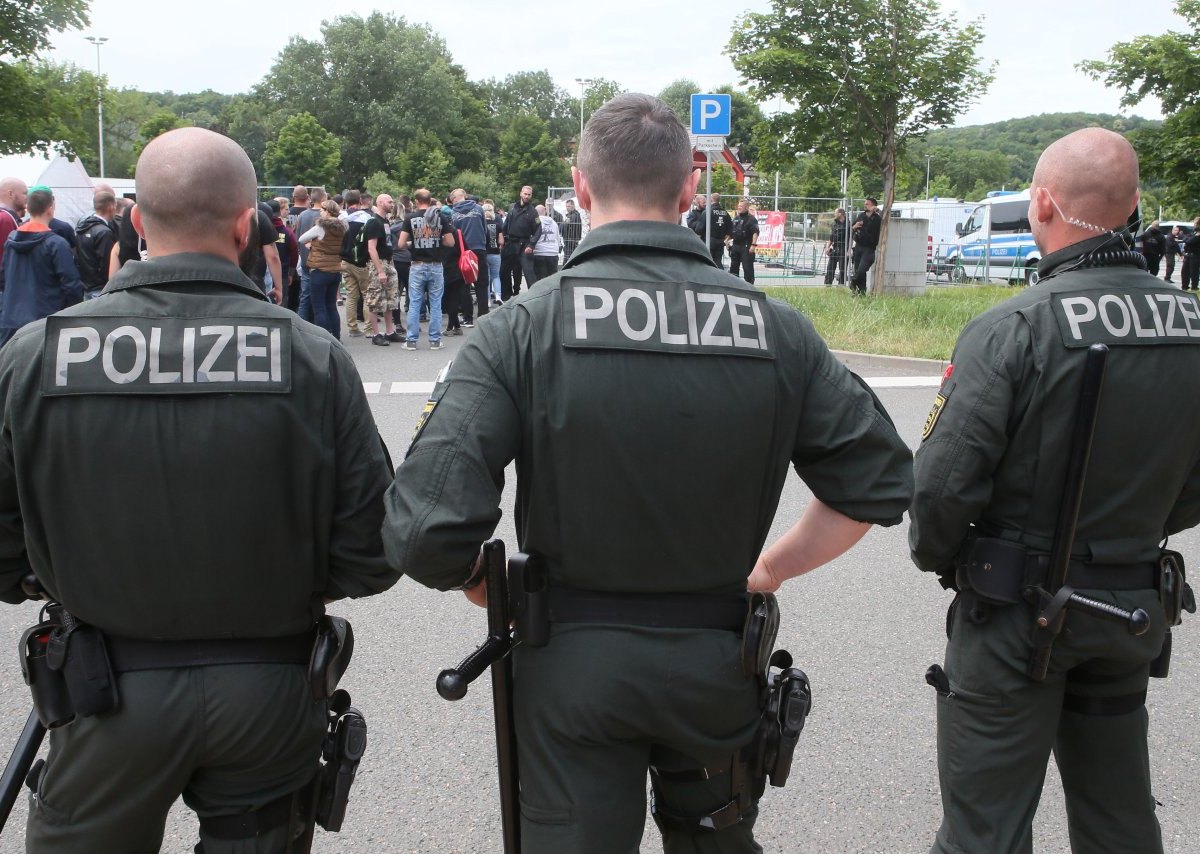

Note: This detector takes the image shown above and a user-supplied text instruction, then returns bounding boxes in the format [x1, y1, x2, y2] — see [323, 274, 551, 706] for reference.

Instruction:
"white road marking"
[362, 377, 941, 394]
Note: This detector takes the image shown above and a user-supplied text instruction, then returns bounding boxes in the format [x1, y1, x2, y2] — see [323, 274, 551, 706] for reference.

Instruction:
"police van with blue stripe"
[947, 190, 1040, 286]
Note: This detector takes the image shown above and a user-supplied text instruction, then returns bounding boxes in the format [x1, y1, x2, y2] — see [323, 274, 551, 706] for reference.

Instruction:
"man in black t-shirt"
[363, 194, 402, 345]
[502, 185, 541, 299]
[240, 202, 283, 303]
[397, 189, 454, 350]
[728, 199, 760, 284]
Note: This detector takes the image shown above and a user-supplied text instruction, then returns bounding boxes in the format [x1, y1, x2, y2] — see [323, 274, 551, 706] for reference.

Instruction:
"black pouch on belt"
[957, 537, 1028, 606]
[20, 618, 75, 728]
[45, 605, 118, 718]
[509, 553, 549, 648]
[1157, 550, 1195, 627]
[740, 593, 779, 681]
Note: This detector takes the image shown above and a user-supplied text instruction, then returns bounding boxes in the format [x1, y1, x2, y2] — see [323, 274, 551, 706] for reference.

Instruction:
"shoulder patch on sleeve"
[922, 378, 954, 441]
[408, 359, 453, 453]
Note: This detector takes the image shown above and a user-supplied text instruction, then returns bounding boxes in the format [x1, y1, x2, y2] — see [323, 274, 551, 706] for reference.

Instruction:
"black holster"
[750, 649, 812, 792]
[24, 605, 119, 723]
[1151, 550, 1196, 678]
[956, 537, 1028, 606]
[308, 617, 354, 701]
[508, 553, 549, 648]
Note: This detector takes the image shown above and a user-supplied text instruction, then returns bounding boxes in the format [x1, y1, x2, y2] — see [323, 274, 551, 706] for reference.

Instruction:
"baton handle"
[437, 635, 511, 701]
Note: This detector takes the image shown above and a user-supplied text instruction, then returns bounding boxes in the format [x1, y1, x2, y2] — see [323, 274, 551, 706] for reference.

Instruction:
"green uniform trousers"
[26, 663, 327, 854]
[513, 625, 764, 854]
[933, 588, 1168, 854]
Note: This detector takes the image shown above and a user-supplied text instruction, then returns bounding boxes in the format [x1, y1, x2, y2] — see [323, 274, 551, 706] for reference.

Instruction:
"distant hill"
[924, 112, 1161, 184]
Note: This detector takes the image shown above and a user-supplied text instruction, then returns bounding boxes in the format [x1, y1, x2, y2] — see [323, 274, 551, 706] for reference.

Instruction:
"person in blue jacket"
[0, 185, 81, 346]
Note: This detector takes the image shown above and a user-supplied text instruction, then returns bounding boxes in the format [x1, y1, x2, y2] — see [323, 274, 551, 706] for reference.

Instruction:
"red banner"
[756, 211, 786, 252]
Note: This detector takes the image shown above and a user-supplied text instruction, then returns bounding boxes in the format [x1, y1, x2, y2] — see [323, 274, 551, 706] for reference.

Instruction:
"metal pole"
[705, 152, 712, 247]
[925, 155, 932, 200]
[86, 36, 108, 178]
[774, 171, 779, 213]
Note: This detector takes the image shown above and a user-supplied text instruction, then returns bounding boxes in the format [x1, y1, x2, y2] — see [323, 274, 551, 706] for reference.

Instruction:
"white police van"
[945, 190, 1040, 286]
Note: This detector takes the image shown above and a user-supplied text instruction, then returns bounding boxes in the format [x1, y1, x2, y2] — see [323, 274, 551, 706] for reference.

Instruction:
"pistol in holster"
[739, 593, 812, 794]
[20, 604, 119, 729]
[1150, 549, 1196, 679]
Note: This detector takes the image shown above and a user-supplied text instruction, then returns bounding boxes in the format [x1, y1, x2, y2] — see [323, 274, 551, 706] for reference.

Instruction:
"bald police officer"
[0, 128, 400, 852]
[383, 94, 912, 853]
[910, 128, 1200, 853]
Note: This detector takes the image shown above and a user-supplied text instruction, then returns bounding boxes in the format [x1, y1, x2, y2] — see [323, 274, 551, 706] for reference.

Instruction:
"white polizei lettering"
[684, 290, 700, 344]
[696, 293, 732, 346]
[1177, 296, 1200, 337]
[1145, 294, 1166, 336]
[270, 328, 283, 382]
[1060, 297, 1097, 341]
[727, 295, 759, 348]
[198, 326, 235, 382]
[102, 326, 147, 384]
[1124, 295, 1157, 338]
[573, 286, 614, 340]
[55, 327, 100, 386]
[656, 291, 687, 344]
[1158, 294, 1187, 337]
[182, 327, 196, 383]
[751, 299, 767, 350]
[1097, 294, 1131, 337]
[147, 328, 181, 383]
[236, 326, 271, 382]
[616, 289, 656, 341]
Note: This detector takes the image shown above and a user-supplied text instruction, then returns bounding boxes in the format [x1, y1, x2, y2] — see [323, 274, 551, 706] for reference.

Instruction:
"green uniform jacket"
[385, 221, 913, 592]
[0, 253, 400, 637]
[910, 234, 1200, 575]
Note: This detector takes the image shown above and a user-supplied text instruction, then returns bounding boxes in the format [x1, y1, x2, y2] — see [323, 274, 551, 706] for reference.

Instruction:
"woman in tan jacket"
[297, 200, 347, 338]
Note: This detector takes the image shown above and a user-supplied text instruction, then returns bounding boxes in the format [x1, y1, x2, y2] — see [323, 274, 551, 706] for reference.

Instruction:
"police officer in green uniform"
[383, 94, 912, 853]
[0, 128, 400, 852]
[909, 128, 1200, 854]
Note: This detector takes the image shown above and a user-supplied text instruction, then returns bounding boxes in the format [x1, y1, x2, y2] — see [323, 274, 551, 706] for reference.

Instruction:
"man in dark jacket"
[75, 190, 119, 298]
[850, 198, 881, 295]
[450, 188, 489, 321]
[0, 186, 81, 346]
[503, 185, 541, 298]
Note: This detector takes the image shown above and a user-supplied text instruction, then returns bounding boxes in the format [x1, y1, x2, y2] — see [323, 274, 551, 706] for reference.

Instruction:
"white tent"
[0, 148, 96, 224]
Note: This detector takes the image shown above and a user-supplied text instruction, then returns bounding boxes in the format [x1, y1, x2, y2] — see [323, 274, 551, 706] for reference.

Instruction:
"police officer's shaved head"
[136, 128, 256, 237]
[577, 94, 692, 212]
[1032, 128, 1139, 232]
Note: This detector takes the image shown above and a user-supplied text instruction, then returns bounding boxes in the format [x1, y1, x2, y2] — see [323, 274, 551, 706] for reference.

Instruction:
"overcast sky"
[49, 0, 1182, 127]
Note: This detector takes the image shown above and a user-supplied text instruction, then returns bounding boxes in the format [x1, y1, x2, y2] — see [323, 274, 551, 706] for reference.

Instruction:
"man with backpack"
[75, 190, 119, 298]
[339, 190, 372, 337]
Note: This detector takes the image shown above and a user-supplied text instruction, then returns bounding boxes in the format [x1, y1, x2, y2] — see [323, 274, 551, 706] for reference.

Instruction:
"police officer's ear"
[129, 203, 145, 239]
[234, 207, 256, 253]
[571, 166, 592, 214]
[1030, 186, 1055, 226]
[677, 168, 702, 215]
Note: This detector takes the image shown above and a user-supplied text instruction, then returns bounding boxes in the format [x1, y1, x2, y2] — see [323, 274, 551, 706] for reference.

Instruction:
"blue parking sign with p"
[690, 94, 731, 136]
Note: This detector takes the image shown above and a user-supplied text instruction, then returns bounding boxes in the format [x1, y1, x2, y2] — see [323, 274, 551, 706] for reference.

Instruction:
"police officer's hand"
[464, 585, 487, 608]
[746, 557, 781, 594]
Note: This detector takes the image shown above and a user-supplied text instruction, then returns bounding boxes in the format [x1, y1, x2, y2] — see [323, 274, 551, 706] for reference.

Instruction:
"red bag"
[456, 229, 479, 284]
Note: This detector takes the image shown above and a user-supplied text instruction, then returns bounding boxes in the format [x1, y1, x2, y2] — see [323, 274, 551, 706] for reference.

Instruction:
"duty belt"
[106, 632, 314, 672]
[1026, 556, 1158, 591]
[547, 588, 747, 632]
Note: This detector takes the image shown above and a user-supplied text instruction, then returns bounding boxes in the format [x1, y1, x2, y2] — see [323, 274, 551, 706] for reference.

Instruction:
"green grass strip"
[764, 286, 1020, 361]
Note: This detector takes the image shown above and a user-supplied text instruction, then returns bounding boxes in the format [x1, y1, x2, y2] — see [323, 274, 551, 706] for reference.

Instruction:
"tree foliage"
[1080, 0, 1200, 209]
[0, 0, 88, 59]
[263, 112, 340, 187]
[730, 0, 993, 292]
[496, 114, 571, 196]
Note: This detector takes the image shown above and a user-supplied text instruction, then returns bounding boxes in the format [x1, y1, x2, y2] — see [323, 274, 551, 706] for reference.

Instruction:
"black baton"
[0, 711, 45, 834]
[436, 540, 520, 854]
[1027, 344, 1149, 681]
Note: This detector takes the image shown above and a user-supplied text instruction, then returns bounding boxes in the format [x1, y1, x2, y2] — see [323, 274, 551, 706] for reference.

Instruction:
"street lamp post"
[924, 155, 933, 200]
[575, 77, 595, 141]
[85, 36, 108, 178]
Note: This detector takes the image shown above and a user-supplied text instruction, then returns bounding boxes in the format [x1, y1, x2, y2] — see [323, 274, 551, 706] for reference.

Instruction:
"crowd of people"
[1140, 218, 1200, 290]
[0, 175, 589, 350]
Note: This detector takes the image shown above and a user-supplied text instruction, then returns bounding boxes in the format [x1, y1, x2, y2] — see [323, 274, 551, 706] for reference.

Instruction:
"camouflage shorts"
[366, 261, 400, 313]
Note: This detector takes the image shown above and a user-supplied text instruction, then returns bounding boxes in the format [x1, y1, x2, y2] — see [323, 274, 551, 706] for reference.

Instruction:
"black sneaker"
[463, 321, 475, 328]
[371, 334, 390, 346]
[385, 331, 404, 343]
[430, 341, 443, 351]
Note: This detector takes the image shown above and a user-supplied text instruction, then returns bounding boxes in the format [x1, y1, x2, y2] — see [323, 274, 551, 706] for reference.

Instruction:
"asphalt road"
[0, 319, 1195, 853]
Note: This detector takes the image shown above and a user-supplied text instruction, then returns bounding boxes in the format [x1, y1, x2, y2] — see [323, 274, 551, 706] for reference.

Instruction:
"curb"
[831, 349, 950, 373]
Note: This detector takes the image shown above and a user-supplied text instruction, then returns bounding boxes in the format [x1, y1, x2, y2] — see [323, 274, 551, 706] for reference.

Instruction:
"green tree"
[263, 112, 340, 187]
[450, 170, 508, 205]
[258, 13, 484, 187]
[730, 0, 992, 292]
[131, 110, 187, 161]
[496, 114, 570, 196]
[0, 0, 91, 155]
[0, 60, 98, 163]
[1080, 0, 1200, 209]
[392, 130, 454, 193]
[657, 79, 701, 122]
